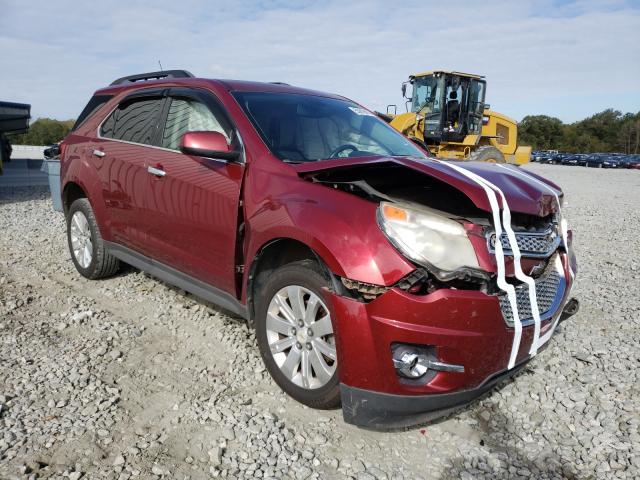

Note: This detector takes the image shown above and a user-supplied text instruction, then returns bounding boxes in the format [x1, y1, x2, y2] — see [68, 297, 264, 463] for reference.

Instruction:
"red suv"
[60, 70, 578, 428]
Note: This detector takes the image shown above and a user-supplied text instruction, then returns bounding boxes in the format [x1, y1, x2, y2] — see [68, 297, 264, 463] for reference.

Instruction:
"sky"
[1, 0, 639, 123]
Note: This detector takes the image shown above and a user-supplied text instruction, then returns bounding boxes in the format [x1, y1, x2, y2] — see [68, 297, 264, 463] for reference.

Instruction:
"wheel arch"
[246, 237, 346, 326]
[62, 181, 88, 215]
[61, 166, 111, 240]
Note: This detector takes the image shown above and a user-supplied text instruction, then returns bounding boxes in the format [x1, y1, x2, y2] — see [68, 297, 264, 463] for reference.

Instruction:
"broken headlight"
[377, 202, 480, 273]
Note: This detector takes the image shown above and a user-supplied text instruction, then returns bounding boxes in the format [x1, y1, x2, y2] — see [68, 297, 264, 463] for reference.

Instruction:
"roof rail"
[110, 70, 195, 86]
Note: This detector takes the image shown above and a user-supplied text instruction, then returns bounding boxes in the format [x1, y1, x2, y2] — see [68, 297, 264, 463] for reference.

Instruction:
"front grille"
[498, 259, 565, 327]
[488, 227, 560, 258]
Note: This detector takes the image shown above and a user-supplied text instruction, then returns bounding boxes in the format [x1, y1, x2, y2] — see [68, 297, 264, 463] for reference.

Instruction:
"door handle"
[147, 165, 166, 177]
[92, 149, 106, 158]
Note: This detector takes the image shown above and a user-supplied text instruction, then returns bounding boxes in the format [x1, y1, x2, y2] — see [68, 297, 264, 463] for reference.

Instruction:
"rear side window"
[73, 94, 113, 131]
[161, 98, 231, 150]
[101, 98, 164, 145]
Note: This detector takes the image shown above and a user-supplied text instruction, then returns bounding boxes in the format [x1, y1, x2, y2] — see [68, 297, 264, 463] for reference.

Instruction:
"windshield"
[411, 75, 445, 135]
[411, 75, 443, 114]
[232, 92, 426, 162]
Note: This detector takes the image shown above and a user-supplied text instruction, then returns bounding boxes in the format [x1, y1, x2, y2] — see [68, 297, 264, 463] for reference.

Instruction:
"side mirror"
[180, 131, 240, 162]
[44, 144, 60, 159]
[401, 82, 407, 98]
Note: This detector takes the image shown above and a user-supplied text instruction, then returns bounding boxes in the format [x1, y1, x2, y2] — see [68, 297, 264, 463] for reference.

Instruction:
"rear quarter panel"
[60, 133, 114, 241]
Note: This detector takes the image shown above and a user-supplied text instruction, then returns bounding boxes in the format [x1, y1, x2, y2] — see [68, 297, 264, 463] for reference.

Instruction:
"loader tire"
[469, 146, 506, 163]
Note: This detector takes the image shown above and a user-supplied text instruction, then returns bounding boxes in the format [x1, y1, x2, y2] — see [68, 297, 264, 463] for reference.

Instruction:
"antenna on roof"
[158, 60, 163, 71]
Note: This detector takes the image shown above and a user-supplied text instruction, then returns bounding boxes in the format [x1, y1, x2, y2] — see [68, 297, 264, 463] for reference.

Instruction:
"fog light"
[392, 345, 430, 379]
[391, 343, 465, 379]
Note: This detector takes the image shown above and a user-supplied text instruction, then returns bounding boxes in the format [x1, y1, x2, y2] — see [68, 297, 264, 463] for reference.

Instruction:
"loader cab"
[404, 71, 487, 143]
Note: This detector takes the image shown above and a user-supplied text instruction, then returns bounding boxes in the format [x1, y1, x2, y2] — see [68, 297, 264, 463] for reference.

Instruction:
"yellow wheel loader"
[380, 71, 530, 164]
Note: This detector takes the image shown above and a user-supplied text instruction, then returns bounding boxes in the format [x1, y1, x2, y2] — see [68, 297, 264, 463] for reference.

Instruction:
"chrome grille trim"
[498, 258, 566, 327]
[487, 226, 561, 258]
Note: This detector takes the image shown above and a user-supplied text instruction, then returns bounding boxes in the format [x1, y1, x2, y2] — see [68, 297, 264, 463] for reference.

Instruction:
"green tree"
[519, 109, 640, 153]
[617, 112, 640, 154]
[574, 109, 622, 152]
[519, 115, 564, 150]
[8, 118, 75, 145]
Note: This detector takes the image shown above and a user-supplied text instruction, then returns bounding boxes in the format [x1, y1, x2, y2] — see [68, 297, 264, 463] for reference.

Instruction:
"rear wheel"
[469, 145, 506, 163]
[255, 261, 340, 409]
[67, 198, 120, 279]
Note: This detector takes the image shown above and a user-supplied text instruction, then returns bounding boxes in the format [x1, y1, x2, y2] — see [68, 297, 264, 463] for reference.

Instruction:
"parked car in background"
[531, 151, 546, 162]
[601, 156, 622, 168]
[584, 154, 604, 168]
[532, 151, 552, 163]
[59, 70, 579, 428]
[532, 150, 639, 170]
[550, 152, 568, 164]
[561, 154, 586, 166]
[624, 154, 640, 169]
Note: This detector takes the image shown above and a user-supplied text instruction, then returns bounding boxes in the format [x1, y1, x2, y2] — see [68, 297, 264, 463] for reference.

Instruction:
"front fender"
[243, 169, 415, 288]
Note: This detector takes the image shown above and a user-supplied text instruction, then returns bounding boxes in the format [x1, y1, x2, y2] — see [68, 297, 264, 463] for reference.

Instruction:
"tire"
[469, 145, 506, 163]
[255, 260, 341, 409]
[67, 198, 120, 279]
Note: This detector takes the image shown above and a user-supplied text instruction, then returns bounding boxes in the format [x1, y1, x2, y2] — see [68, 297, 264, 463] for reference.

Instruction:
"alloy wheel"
[266, 285, 337, 389]
[70, 211, 93, 268]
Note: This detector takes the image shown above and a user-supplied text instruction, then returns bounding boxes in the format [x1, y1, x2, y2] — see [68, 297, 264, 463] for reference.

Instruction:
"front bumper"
[341, 359, 530, 429]
[330, 252, 576, 428]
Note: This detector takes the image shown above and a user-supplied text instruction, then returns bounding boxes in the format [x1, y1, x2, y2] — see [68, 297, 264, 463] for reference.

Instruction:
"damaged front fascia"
[305, 164, 562, 304]
[304, 164, 495, 300]
[339, 264, 494, 304]
[305, 163, 492, 295]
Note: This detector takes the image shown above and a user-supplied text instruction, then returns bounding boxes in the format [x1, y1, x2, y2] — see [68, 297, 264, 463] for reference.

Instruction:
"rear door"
[97, 91, 166, 254]
[144, 87, 245, 294]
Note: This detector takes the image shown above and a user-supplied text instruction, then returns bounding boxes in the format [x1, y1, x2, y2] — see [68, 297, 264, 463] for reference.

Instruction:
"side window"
[73, 94, 113, 131]
[161, 98, 230, 151]
[100, 98, 163, 145]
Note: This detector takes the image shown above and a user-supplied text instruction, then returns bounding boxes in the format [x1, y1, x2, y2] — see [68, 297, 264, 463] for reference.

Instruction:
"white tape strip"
[496, 165, 574, 282]
[528, 256, 565, 351]
[436, 162, 524, 369]
[497, 165, 575, 351]
[490, 187, 543, 356]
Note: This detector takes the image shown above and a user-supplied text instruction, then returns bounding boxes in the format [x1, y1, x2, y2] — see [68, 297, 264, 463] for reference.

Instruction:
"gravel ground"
[1, 164, 638, 480]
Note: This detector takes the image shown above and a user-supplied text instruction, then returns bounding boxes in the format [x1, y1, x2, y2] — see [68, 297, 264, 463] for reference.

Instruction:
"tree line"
[8, 118, 75, 146]
[519, 109, 640, 154]
[8, 109, 640, 155]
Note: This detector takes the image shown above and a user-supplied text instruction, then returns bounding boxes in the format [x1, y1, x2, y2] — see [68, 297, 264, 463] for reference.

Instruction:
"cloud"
[1, 0, 639, 122]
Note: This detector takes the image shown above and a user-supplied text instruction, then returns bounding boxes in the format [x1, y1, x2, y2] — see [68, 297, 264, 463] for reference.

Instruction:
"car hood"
[293, 156, 562, 217]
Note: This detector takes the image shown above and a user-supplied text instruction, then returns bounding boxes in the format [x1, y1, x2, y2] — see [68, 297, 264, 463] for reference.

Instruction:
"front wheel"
[255, 261, 340, 409]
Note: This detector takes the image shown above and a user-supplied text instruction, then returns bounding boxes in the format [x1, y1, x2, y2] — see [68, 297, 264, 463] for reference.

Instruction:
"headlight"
[377, 202, 480, 272]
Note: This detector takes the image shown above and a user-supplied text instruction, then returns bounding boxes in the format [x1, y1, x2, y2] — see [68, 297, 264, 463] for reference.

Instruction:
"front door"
[144, 89, 244, 295]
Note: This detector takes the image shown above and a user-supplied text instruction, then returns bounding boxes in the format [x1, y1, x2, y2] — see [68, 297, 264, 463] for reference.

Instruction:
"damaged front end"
[299, 159, 570, 301]
[303, 160, 493, 290]
[293, 157, 578, 428]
